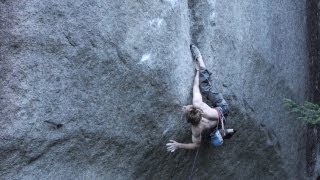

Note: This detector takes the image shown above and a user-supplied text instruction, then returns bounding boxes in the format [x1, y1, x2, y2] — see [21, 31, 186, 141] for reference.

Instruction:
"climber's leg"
[190, 44, 229, 116]
[190, 44, 211, 97]
[199, 72, 229, 117]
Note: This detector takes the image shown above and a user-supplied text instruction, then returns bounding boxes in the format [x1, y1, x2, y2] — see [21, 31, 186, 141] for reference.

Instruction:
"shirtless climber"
[166, 44, 236, 152]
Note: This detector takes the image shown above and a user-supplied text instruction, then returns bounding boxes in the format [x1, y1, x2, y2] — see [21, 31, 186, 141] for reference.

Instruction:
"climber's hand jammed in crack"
[166, 44, 235, 152]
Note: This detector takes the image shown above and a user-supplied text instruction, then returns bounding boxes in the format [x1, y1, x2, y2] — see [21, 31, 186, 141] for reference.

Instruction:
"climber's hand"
[166, 140, 179, 152]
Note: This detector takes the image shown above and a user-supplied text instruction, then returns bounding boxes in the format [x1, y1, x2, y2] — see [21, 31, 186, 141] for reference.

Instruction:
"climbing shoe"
[223, 129, 237, 140]
[190, 44, 202, 60]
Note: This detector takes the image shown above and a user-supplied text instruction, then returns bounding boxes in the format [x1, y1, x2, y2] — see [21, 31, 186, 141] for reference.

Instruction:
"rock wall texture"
[306, 0, 320, 179]
[0, 0, 309, 179]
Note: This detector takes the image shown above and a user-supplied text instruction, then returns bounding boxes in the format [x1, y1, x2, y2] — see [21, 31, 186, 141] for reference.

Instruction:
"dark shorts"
[199, 67, 229, 117]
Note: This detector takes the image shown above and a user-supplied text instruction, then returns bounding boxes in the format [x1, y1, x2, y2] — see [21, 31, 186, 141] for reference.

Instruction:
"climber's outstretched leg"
[190, 44, 229, 116]
[190, 44, 235, 139]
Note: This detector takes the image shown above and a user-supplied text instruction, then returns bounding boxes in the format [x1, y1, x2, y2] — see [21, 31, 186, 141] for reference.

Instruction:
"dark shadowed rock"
[0, 0, 309, 179]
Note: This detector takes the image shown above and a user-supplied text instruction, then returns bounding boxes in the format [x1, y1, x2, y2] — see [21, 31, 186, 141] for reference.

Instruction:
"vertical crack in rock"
[188, 0, 209, 46]
[307, 0, 320, 102]
[306, 0, 320, 177]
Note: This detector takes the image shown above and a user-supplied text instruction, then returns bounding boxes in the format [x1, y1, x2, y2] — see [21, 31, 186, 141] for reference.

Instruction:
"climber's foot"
[223, 129, 237, 139]
[190, 44, 206, 69]
[190, 44, 202, 61]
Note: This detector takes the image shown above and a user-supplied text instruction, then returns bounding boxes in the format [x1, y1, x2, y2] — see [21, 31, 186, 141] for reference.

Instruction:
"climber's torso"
[191, 116, 218, 143]
[194, 102, 219, 121]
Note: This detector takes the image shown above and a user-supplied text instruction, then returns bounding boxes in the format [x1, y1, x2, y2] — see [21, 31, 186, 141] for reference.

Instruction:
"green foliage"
[284, 98, 320, 125]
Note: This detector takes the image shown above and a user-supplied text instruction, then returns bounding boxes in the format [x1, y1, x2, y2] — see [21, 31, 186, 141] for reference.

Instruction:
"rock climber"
[166, 44, 236, 152]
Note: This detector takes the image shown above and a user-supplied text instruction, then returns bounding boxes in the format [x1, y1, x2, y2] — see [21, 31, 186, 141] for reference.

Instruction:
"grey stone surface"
[0, 0, 308, 179]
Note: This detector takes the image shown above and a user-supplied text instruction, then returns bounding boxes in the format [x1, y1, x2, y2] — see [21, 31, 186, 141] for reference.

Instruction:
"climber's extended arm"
[193, 70, 202, 105]
[176, 142, 200, 150]
[166, 135, 200, 152]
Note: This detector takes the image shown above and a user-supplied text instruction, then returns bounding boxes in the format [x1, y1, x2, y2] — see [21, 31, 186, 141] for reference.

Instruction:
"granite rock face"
[0, 0, 308, 179]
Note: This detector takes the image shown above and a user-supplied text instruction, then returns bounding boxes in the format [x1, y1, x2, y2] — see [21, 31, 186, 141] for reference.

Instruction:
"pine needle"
[284, 98, 320, 125]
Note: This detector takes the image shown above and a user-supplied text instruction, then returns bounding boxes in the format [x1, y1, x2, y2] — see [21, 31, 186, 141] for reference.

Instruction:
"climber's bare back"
[185, 102, 219, 142]
[191, 116, 218, 143]
[185, 102, 220, 121]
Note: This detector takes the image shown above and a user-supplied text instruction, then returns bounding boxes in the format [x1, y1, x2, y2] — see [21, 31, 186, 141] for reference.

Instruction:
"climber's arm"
[193, 70, 202, 105]
[166, 135, 200, 152]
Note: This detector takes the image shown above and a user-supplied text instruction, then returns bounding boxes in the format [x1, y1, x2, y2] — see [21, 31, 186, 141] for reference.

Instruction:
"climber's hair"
[186, 106, 203, 126]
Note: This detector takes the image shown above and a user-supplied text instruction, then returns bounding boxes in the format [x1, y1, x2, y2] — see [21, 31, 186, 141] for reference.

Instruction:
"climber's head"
[183, 105, 203, 126]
